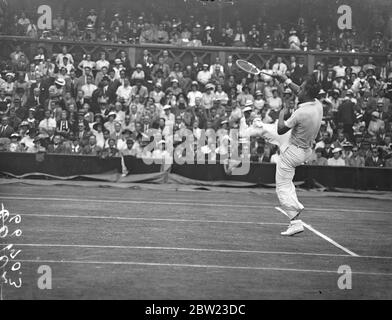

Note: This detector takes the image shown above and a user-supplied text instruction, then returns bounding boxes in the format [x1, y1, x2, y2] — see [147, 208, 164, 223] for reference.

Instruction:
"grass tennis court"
[1, 181, 391, 299]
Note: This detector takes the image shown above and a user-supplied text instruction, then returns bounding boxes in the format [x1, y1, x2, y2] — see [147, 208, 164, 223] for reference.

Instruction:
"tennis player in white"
[244, 74, 323, 236]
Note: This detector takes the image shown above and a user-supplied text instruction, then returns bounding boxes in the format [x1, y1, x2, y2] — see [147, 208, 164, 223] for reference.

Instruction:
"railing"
[1, 152, 392, 191]
[0, 35, 389, 73]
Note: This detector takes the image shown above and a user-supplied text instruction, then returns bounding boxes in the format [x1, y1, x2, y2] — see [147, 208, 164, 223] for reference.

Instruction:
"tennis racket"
[236, 59, 278, 78]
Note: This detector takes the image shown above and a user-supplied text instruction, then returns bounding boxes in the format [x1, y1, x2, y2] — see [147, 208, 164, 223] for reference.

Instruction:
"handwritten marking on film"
[1, 204, 23, 289]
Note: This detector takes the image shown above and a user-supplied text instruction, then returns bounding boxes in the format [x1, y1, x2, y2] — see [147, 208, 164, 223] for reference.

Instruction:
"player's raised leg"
[243, 120, 291, 150]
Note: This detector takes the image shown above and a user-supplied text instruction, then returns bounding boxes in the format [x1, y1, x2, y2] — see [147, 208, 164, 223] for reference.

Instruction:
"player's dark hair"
[303, 74, 321, 99]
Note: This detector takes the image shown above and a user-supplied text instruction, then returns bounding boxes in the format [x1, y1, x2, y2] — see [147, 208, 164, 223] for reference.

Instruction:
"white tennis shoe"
[281, 219, 304, 236]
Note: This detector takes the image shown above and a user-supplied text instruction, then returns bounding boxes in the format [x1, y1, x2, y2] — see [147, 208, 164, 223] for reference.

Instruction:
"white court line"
[9, 243, 392, 259]
[0, 195, 390, 214]
[6, 243, 350, 258]
[15, 259, 392, 277]
[275, 207, 359, 257]
[16, 213, 286, 226]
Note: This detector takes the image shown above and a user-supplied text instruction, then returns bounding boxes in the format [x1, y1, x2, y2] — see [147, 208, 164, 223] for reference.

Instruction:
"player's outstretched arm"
[276, 74, 301, 95]
[277, 105, 291, 135]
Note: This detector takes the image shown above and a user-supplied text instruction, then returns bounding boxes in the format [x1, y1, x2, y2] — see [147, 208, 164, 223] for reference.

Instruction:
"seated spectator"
[272, 57, 288, 76]
[115, 77, 132, 104]
[327, 147, 346, 166]
[151, 56, 170, 81]
[96, 52, 110, 72]
[8, 133, 23, 152]
[26, 135, 46, 153]
[78, 54, 96, 73]
[385, 152, 392, 167]
[47, 134, 67, 154]
[131, 64, 145, 83]
[56, 110, 71, 136]
[130, 79, 148, 102]
[333, 58, 346, 78]
[76, 121, 92, 146]
[197, 64, 212, 86]
[103, 137, 120, 157]
[139, 23, 155, 44]
[56, 46, 74, 68]
[81, 75, 97, 100]
[149, 83, 165, 104]
[0, 116, 14, 138]
[17, 12, 30, 34]
[365, 147, 384, 167]
[288, 29, 301, 50]
[346, 145, 365, 167]
[368, 111, 385, 136]
[121, 138, 137, 157]
[167, 79, 182, 97]
[38, 110, 56, 134]
[83, 135, 102, 156]
[52, 13, 65, 33]
[232, 26, 246, 47]
[201, 83, 215, 110]
[267, 88, 283, 112]
[310, 148, 328, 165]
[155, 23, 169, 44]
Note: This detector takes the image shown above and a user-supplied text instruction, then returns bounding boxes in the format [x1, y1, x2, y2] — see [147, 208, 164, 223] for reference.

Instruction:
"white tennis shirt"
[285, 99, 323, 149]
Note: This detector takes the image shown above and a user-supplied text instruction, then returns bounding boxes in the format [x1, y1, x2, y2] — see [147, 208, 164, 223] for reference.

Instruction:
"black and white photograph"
[0, 0, 392, 304]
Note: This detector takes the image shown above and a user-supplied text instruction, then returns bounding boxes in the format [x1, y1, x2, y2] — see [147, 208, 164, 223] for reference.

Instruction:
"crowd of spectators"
[1, 6, 392, 52]
[1, 44, 392, 169]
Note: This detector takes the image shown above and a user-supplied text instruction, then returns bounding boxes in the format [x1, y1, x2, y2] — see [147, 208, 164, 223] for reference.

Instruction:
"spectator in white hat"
[327, 147, 346, 166]
[197, 64, 212, 86]
[104, 112, 117, 135]
[239, 102, 253, 135]
[203, 26, 214, 45]
[161, 105, 175, 129]
[131, 64, 145, 82]
[288, 29, 301, 50]
[9, 133, 23, 152]
[1, 73, 15, 96]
